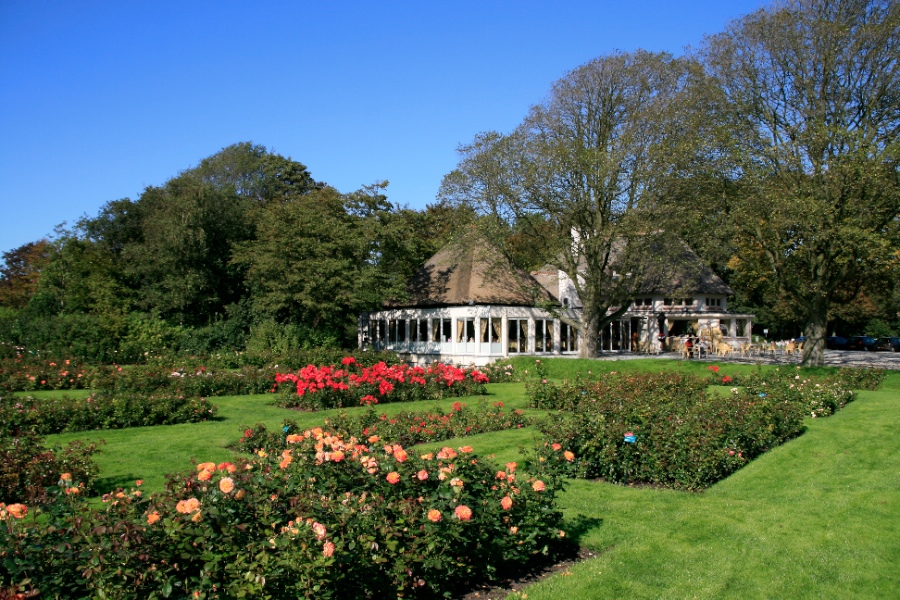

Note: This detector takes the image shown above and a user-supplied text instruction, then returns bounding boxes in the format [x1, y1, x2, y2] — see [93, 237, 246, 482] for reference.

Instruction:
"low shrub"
[0, 392, 217, 436]
[0, 357, 97, 392]
[0, 430, 101, 505]
[704, 364, 886, 393]
[237, 400, 529, 454]
[479, 359, 522, 383]
[1, 430, 570, 599]
[532, 372, 806, 490]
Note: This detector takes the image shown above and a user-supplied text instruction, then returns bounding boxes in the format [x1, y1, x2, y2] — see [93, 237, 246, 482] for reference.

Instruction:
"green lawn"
[43, 363, 900, 599]
[519, 370, 900, 600]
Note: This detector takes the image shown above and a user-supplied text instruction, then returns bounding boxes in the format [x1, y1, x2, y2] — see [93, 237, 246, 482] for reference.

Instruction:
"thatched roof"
[386, 231, 555, 308]
[529, 266, 561, 301]
[636, 241, 734, 296]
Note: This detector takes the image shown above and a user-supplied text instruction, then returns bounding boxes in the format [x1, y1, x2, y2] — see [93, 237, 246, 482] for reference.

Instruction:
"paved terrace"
[593, 349, 900, 370]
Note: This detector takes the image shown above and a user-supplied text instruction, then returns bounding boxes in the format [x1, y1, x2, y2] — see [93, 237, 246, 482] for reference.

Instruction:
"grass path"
[46, 384, 535, 492]
[518, 373, 900, 599]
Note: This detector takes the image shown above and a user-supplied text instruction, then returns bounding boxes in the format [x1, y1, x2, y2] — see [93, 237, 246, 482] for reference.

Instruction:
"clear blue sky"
[0, 0, 767, 257]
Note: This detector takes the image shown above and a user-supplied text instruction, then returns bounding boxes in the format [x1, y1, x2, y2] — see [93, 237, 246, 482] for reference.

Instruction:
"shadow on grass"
[95, 474, 142, 491]
[564, 513, 604, 544]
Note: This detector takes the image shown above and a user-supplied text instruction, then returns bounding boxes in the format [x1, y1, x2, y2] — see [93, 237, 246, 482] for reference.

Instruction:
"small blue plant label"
[624, 432, 636, 444]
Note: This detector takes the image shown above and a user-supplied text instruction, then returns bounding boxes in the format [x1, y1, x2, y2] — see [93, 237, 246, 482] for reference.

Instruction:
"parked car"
[875, 337, 900, 352]
[846, 336, 878, 351]
[825, 336, 849, 350]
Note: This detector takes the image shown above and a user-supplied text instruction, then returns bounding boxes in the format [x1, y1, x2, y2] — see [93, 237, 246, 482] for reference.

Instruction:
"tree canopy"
[696, 0, 900, 365]
[440, 51, 704, 357]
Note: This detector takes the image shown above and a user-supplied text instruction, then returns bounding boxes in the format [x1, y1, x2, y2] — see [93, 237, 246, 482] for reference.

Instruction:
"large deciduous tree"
[440, 51, 702, 357]
[700, 0, 900, 365]
[233, 183, 424, 343]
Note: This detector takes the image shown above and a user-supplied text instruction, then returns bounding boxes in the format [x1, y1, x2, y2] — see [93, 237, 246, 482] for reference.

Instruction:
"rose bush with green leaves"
[532, 371, 813, 490]
[1, 392, 217, 436]
[1, 428, 570, 599]
[237, 400, 529, 455]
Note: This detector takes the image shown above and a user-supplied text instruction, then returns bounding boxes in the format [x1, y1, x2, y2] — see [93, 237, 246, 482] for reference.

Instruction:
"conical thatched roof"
[386, 230, 554, 308]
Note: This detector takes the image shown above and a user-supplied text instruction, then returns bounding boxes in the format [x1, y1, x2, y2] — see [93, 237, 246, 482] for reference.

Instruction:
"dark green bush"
[1, 392, 217, 436]
[238, 400, 529, 454]
[532, 372, 807, 491]
[0, 430, 101, 505]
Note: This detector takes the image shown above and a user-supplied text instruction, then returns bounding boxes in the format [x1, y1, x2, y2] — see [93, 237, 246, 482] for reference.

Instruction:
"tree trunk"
[580, 303, 602, 359]
[800, 297, 828, 367]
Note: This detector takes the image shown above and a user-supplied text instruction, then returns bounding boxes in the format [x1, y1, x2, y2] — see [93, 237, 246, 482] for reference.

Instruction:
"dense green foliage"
[0, 430, 102, 505]
[238, 399, 529, 453]
[530, 366, 880, 490]
[0, 392, 217, 437]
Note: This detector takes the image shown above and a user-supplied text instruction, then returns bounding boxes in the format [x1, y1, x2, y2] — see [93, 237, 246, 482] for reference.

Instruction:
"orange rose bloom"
[59, 472, 73, 482]
[331, 450, 345, 462]
[147, 511, 161, 525]
[393, 448, 408, 463]
[437, 447, 457, 460]
[505, 462, 517, 472]
[416, 469, 429, 481]
[532, 480, 546, 492]
[197, 469, 213, 481]
[564, 450, 575, 462]
[312, 521, 327, 540]
[191, 511, 203, 523]
[219, 477, 235, 494]
[6, 504, 27, 519]
[386, 471, 401, 484]
[454, 505, 473, 521]
[176, 497, 200, 514]
[495, 470, 507, 480]
[197, 462, 216, 472]
[323, 541, 336, 557]
[427, 509, 442, 522]
[459, 445, 473, 453]
[500, 496, 513, 510]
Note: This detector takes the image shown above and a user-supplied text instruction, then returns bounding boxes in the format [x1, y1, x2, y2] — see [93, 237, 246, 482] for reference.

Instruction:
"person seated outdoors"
[684, 337, 694, 357]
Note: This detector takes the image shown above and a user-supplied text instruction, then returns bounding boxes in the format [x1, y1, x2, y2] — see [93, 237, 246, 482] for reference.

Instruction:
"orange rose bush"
[0, 428, 570, 599]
